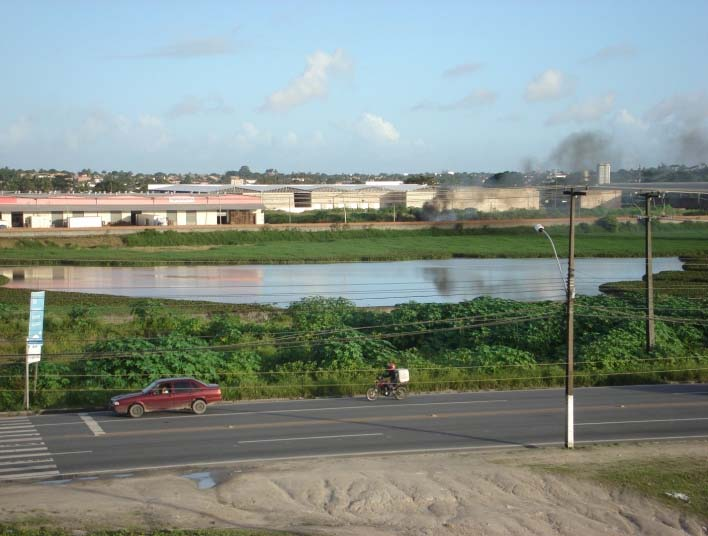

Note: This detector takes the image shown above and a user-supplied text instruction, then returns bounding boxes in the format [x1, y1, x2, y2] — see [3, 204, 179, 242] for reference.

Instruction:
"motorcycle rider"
[381, 362, 398, 396]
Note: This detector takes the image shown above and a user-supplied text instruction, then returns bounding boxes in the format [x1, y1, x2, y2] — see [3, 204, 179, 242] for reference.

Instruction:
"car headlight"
[113, 401, 120, 406]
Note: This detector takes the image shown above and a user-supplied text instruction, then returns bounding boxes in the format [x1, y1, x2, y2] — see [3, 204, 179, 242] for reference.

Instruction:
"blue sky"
[1, 0, 707, 174]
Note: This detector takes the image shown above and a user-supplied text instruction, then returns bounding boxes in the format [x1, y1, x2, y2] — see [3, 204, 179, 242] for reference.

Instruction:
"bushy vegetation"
[600, 257, 708, 298]
[0, 289, 706, 411]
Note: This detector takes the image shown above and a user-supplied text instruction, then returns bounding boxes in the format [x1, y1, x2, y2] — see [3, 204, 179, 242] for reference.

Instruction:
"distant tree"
[404, 174, 438, 185]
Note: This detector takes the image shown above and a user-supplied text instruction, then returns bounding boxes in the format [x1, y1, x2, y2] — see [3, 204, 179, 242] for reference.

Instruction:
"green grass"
[545, 456, 708, 521]
[1, 225, 707, 266]
[600, 257, 708, 297]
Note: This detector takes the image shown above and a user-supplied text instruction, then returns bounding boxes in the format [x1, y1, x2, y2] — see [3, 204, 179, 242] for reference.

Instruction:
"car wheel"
[366, 387, 378, 401]
[192, 399, 207, 415]
[128, 404, 145, 418]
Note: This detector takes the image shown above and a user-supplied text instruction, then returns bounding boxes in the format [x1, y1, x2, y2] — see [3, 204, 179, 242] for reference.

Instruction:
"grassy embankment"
[540, 454, 708, 522]
[0, 223, 706, 265]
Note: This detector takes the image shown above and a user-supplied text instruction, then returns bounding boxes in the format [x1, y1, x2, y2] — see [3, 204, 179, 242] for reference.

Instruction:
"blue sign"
[27, 291, 45, 343]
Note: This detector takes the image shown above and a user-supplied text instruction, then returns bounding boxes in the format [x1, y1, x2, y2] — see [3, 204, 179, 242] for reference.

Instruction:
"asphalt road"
[1, 383, 707, 482]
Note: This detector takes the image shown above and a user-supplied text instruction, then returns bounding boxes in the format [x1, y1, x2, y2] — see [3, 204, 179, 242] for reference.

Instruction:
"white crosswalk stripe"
[0, 417, 59, 480]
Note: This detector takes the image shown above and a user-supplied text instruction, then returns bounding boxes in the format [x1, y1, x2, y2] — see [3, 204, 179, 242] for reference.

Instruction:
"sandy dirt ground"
[1, 441, 706, 536]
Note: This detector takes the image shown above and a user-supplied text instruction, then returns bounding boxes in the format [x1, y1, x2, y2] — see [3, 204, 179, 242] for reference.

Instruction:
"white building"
[598, 163, 611, 185]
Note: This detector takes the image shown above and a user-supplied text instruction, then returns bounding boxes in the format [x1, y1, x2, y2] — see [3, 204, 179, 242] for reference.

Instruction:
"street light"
[534, 219, 577, 449]
[534, 224, 566, 292]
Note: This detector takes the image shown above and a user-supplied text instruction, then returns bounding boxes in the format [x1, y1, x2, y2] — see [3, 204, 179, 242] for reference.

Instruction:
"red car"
[110, 377, 222, 418]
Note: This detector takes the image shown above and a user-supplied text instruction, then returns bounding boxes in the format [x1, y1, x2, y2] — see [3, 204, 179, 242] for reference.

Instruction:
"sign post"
[25, 291, 45, 410]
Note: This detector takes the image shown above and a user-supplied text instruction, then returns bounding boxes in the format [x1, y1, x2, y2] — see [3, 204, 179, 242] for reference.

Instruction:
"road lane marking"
[0, 464, 56, 474]
[31, 399, 511, 429]
[79, 413, 105, 436]
[240, 400, 510, 414]
[0, 450, 49, 460]
[0, 442, 44, 448]
[238, 433, 384, 444]
[51, 450, 93, 456]
[0, 418, 58, 482]
[24, 398, 708, 442]
[578, 417, 708, 426]
[0, 458, 53, 466]
[37, 434, 708, 480]
[0, 444, 45, 453]
[0, 447, 48, 457]
[0, 435, 40, 442]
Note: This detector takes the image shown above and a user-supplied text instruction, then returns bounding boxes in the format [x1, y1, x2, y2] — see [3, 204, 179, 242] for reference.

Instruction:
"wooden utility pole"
[640, 192, 659, 352]
[562, 188, 586, 448]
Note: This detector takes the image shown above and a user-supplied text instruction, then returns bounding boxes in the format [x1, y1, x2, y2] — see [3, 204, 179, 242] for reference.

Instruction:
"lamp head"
[533, 224, 545, 233]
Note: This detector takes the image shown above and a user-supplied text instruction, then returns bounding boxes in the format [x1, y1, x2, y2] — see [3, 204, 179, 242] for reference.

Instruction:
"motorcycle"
[366, 377, 408, 401]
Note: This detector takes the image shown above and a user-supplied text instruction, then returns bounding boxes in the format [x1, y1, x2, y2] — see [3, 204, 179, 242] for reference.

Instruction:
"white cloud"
[166, 95, 234, 119]
[63, 110, 171, 153]
[547, 93, 616, 125]
[0, 116, 33, 145]
[356, 113, 400, 143]
[234, 122, 273, 148]
[261, 49, 352, 112]
[115, 37, 234, 59]
[447, 90, 497, 108]
[525, 69, 573, 102]
[283, 131, 298, 146]
[583, 43, 637, 63]
[442, 62, 482, 77]
[616, 109, 647, 129]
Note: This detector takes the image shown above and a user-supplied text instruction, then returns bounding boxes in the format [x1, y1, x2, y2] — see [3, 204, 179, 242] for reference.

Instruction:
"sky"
[1, 0, 708, 174]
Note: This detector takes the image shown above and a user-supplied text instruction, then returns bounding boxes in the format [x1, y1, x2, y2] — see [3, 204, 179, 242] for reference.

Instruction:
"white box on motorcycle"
[396, 369, 410, 383]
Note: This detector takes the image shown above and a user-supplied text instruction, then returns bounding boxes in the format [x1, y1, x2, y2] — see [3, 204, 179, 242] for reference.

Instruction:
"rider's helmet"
[386, 362, 396, 370]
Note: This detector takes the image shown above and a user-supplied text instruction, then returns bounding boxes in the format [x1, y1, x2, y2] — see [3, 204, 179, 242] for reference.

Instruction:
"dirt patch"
[0, 442, 705, 535]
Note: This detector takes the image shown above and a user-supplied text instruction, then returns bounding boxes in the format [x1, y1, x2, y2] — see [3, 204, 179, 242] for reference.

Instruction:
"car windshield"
[142, 380, 162, 393]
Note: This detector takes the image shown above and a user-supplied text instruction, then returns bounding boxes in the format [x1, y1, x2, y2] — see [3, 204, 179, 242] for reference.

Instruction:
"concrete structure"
[598, 163, 611, 185]
[0, 193, 264, 228]
[432, 187, 539, 212]
[579, 189, 622, 209]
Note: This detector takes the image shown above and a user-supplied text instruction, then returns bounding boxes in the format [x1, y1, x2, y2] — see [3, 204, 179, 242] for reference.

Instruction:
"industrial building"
[0, 193, 264, 228]
[148, 183, 437, 212]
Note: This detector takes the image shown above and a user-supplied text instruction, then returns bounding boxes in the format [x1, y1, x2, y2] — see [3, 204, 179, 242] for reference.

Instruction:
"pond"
[1, 257, 683, 307]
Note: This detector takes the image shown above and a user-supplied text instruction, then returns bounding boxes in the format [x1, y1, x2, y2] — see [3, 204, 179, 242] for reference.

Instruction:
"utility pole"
[640, 192, 659, 352]
[562, 187, 586, 449]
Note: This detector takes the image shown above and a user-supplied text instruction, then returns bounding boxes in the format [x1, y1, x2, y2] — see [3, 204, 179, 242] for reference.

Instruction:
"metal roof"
[148, 183, 434, 194]
[6, 203, 263, 212]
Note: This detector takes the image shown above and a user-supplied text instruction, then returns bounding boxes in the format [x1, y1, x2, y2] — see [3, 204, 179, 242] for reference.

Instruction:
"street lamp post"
[534, 188, 584, 449]
[534, 221, 575, 448]
[533, 223, 566, 289]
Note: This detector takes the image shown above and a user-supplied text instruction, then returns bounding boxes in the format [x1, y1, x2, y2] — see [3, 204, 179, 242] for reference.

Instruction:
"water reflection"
[2, 258, 683, 307]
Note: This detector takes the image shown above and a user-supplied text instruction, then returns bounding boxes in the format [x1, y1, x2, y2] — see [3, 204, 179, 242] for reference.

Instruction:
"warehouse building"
[0, 193, 264, 228]
[149, 183, 437, 212]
